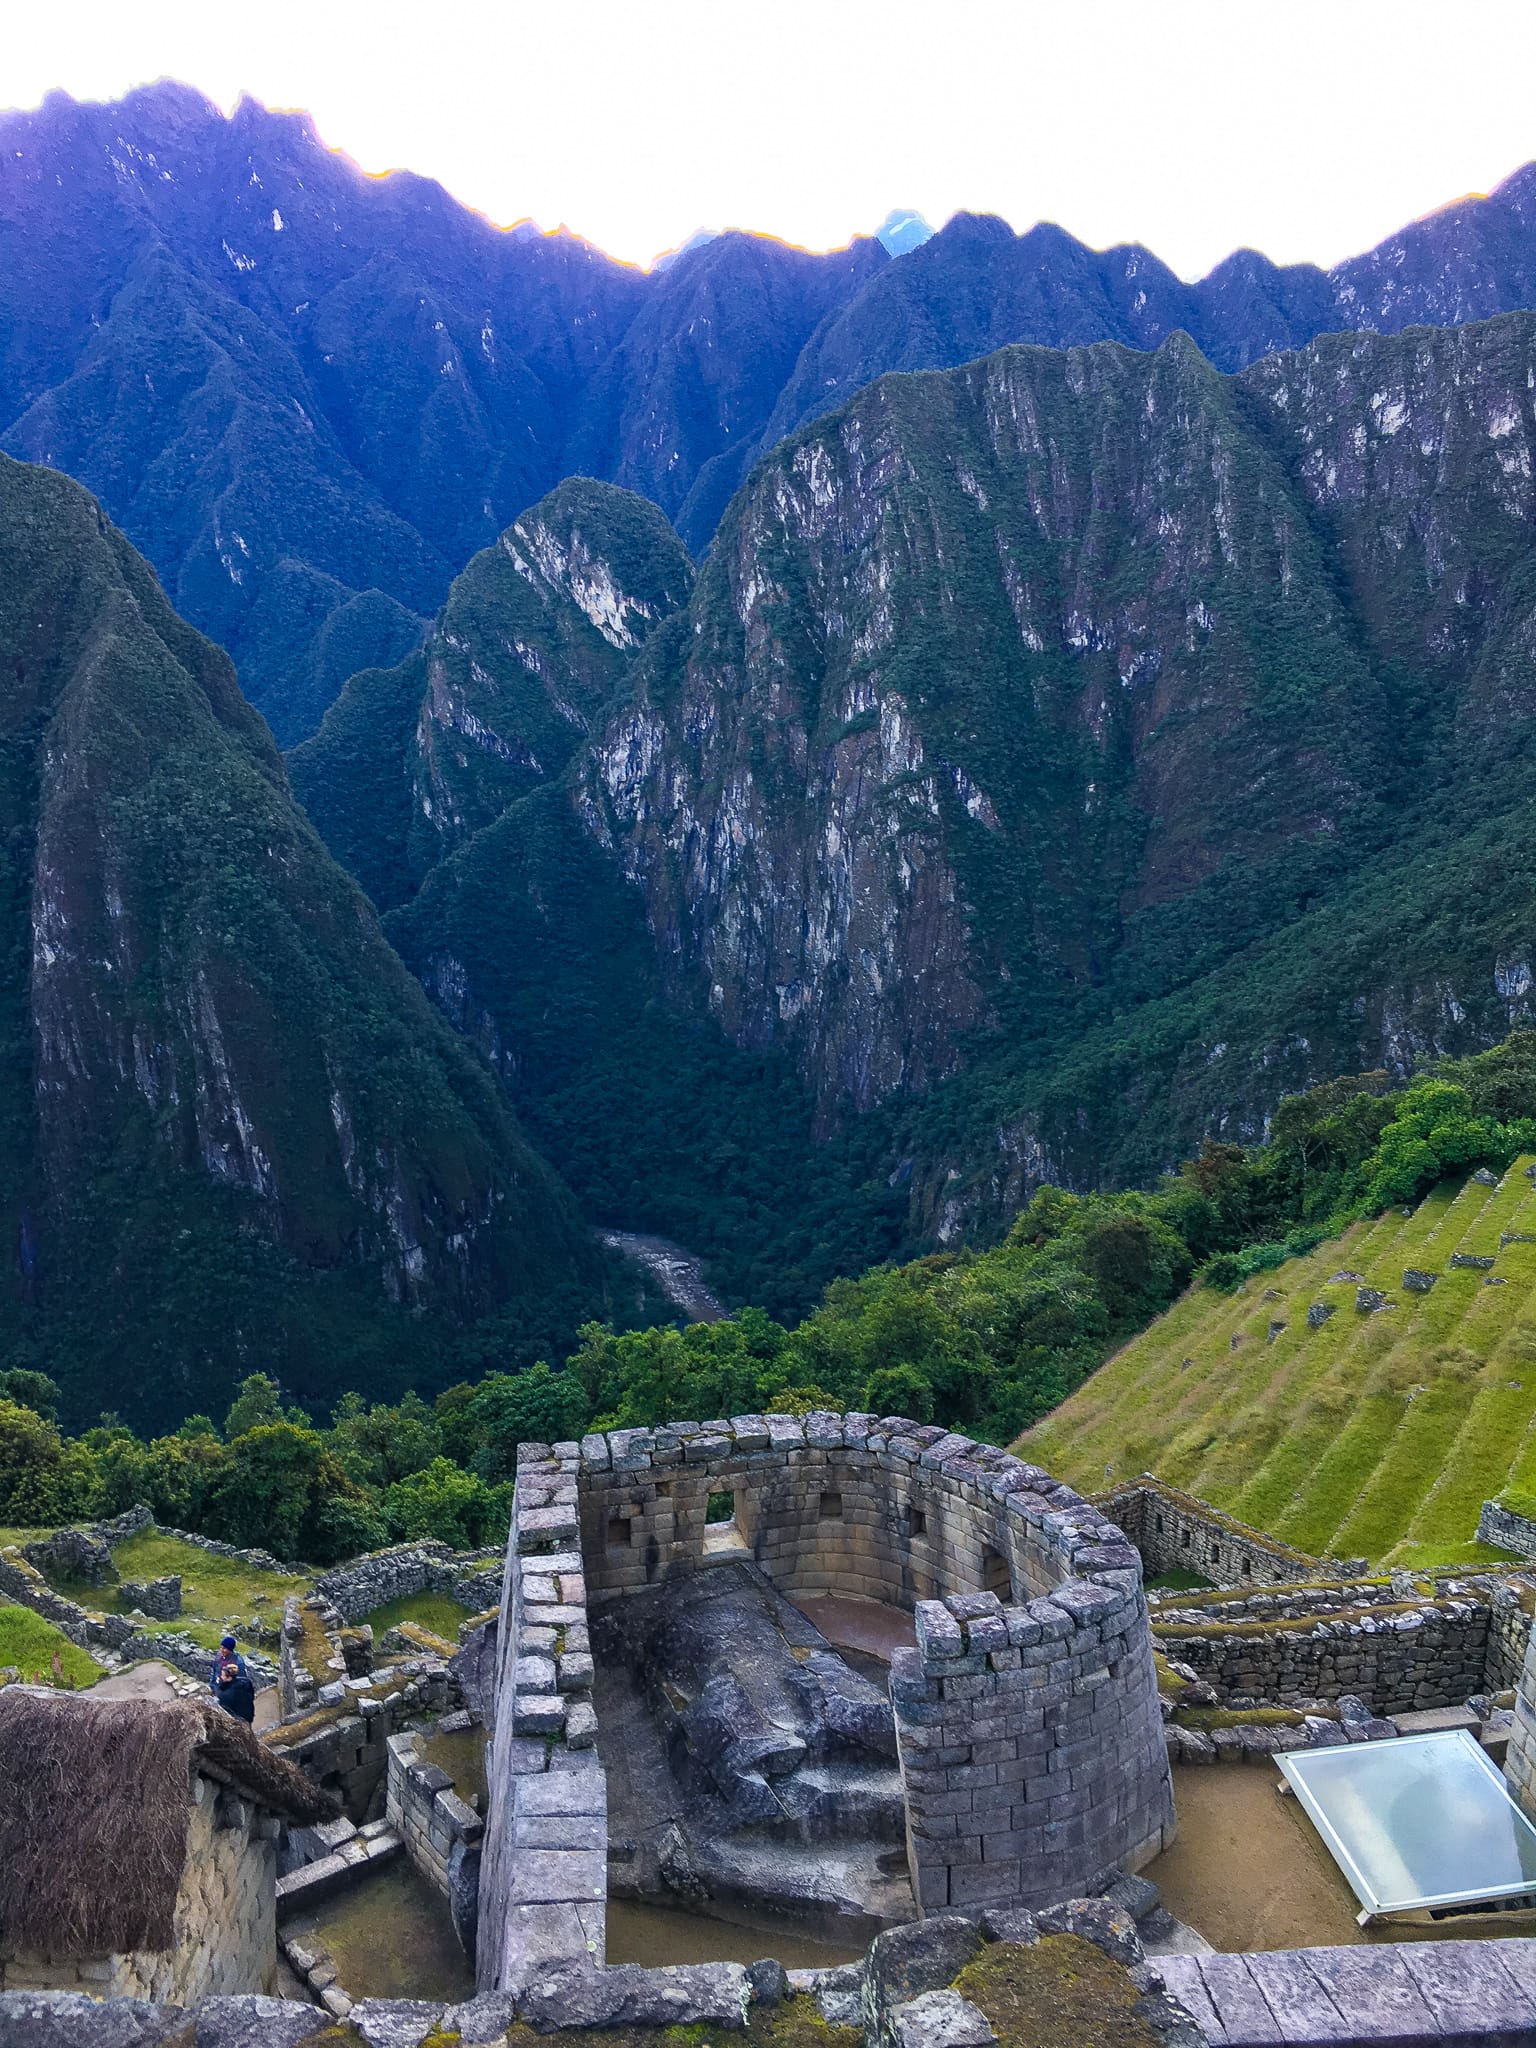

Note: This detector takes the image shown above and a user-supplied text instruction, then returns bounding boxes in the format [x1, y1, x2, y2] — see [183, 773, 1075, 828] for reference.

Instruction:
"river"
[599, 1230, 726, 1323]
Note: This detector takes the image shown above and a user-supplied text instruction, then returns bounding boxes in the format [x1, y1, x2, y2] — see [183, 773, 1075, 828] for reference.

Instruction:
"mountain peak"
[875, 208, 935, 256]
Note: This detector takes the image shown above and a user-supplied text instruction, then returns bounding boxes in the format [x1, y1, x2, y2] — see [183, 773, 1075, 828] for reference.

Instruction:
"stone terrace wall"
[1479, 1498, 1536, 1559]
[1093, 1477, 1359, 1589]
[1155, 1593, 1492, 1712]
[477, 1413, 1174, 1989]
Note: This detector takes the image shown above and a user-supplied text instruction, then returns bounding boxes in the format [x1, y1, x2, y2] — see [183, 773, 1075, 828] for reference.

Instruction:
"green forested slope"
[0, 453, 610, 1429]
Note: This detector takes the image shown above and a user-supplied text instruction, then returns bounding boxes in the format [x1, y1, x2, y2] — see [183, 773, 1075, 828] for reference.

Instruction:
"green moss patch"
[1174, 1704, 1310, 1730]
[953, 1935, 1163, 2048]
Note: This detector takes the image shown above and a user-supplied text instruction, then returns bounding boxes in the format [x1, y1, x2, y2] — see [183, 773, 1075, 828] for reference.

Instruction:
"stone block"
[891, 1992, 997, 2048]
[507, 1847, 607, 1905]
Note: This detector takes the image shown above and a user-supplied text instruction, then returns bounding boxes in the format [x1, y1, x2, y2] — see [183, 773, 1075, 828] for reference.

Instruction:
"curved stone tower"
[477, 1411, 1175, 1990]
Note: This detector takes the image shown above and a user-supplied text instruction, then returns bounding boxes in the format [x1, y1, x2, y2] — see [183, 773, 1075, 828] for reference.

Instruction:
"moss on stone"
[952, 1936, 1164, 2048]
[1174, 1704, 1310, 1729]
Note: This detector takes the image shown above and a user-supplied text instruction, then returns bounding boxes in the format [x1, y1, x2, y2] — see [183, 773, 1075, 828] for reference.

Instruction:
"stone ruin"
[476, 1411, 1176, 1994]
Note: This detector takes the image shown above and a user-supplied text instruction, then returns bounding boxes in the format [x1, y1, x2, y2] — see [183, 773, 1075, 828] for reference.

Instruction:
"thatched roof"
[0, 1690, 337, 1959]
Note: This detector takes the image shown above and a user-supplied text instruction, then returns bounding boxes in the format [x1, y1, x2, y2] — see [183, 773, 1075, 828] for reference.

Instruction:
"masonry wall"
[386, 1729, 484, 1897]
[314, 1541, 503, 1624]
[1506, 1599, 1536, 1820]
[1093, 1478, 1353, 1589]
[267, 1658, 457, 1819]
[1479, 1500, 1536, 1561]
[477, 1414, 1174, 1988]
[1156, 1596, 1492, 1712]
[0, 1773, 280, 2002]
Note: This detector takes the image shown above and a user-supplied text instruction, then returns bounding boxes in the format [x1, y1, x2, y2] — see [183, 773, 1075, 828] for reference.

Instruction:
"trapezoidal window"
[908, 1505, 928, 1538]
[607, 1514, 632, 1549]
[820, 1490, 843, 1520]
[981, 1545, 1013, 1601]
[703, 1488, 747, 1558]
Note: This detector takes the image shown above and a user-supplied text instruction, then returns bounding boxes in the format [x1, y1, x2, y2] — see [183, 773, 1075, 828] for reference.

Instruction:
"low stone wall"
[1093, 1477, 1358, 1588]
[1155, 1594, 1491, 1712]
[386, 1724, 484, 1905]
[266, 1656, 458, 1818]
[314, 1539, 503, 1623]
[1479, 1498, 1536, 1558]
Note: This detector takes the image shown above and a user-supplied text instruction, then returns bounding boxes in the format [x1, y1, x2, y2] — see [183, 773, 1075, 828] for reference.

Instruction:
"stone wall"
[477, 1414, 1174, 1989]
[1155, 1594, 1492, 1713]
[314, 1540, 502, 1623]
[1505, 1596, 1536, 1821]
[266, 1656, 457, 1819]
[1479, 1498, 1536, 1559]
[1093, 1477, 1358, 1589]
[386, 1726, 484, 1901]
[0, 1770, 281, 2002]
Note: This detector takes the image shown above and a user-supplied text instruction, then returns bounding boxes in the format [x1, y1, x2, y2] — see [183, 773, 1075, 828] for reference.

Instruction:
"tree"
[383, 1458, 510, 1548]
[0, 1369, 60, 1421]
[206, 1422, 328, 1558]
[223, 1374, 286, 1440]
[863, 1364, 935, 1423]
[467, 1365, 588, 1482]
[0, 1400, 99, 1524]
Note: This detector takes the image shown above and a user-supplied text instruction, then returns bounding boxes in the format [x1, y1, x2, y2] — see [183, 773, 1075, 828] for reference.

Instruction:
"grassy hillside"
[1024, 1161, 1536, 1569]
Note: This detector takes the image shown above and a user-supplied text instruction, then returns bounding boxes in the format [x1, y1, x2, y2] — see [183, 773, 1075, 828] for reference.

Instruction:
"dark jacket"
[211, 1651, 256, 1724]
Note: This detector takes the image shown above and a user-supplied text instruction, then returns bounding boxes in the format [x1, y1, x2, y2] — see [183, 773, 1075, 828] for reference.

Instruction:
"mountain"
[295, 311, 1536, 1276]
[0, 451, 608, 1430]
[13, 87, 1536, 742]
[292, 479, 907, 1315]
[875, 209, 936, 256]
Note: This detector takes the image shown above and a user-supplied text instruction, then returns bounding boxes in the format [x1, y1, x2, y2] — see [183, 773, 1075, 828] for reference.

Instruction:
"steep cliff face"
[297, 313, 1536, 1266]
[291, 479, 694, 910]
[589, 332, 1391, 1121]
[0, 453, 601, 1425]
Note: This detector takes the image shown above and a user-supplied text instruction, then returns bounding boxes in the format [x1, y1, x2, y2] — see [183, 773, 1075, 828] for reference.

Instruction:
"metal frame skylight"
[1277, 1728, 1536, 1925]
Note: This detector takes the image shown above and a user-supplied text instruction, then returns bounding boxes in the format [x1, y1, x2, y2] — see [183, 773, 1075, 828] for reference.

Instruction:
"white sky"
[5, 0, 1535, 277]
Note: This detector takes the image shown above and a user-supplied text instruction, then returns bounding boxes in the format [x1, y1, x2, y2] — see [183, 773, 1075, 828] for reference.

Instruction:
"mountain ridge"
[13, 86, 1536, 740]
[292, 310, 1536, 1280]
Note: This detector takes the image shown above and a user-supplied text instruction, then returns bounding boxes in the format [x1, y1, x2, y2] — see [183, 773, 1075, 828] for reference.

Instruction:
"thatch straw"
[0, 1690, 335, 1959]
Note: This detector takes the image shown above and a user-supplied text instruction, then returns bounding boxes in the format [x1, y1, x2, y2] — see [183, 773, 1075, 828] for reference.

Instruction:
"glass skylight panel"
[1277, 1729, 1536, 1922]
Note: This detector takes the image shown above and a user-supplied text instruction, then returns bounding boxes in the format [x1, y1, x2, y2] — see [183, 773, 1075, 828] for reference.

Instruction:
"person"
[210, 1634, 256, 1725]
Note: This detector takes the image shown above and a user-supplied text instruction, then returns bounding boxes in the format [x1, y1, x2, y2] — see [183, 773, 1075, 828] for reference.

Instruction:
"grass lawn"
[1025, 1159, 1536, 1570]
[0, 1603, 103, 1687]
[46, 1531, 309, 1653]
[1145, 1569, 1216, 1594]
[366, 1589, 472, 1644]
[0, 1527, 50, 1548]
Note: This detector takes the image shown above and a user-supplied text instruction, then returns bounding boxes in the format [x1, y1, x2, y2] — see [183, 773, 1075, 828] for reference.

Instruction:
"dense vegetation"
[10, 1034, 1536, 1563]
[0, 453, 631, 1434]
